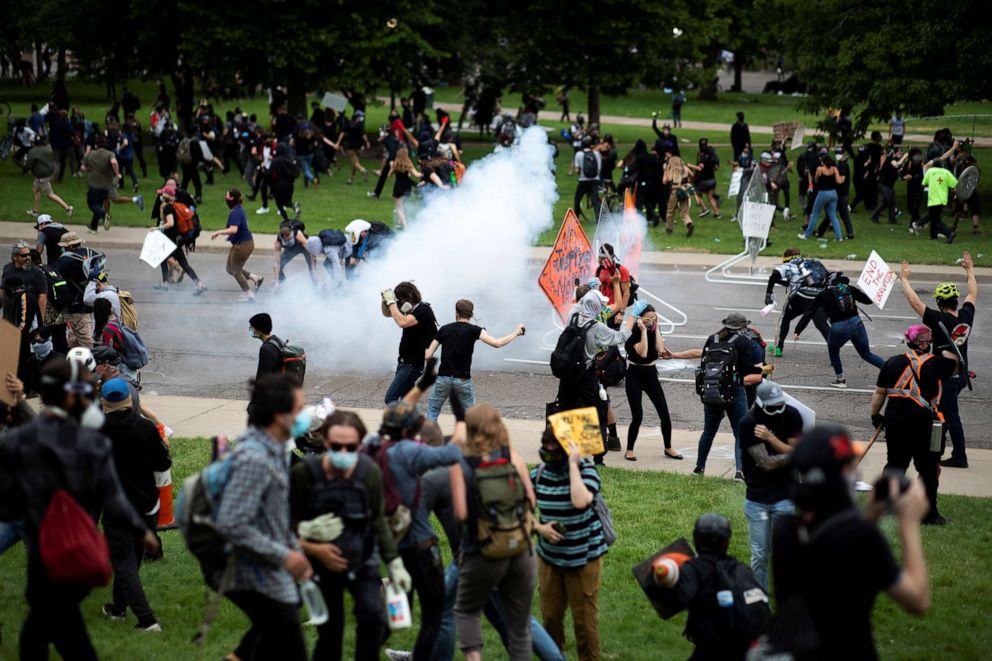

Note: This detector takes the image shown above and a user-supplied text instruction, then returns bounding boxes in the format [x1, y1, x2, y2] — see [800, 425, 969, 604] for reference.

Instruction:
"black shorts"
[695, 178, 717, 193]
[891, 134, 904, 145]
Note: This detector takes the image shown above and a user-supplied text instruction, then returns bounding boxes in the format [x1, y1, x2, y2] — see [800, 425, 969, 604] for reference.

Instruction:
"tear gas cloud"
[259, 127, 559, 372]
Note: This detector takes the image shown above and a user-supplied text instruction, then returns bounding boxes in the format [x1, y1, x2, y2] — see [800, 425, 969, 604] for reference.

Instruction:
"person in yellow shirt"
[913, 160, 958, 243]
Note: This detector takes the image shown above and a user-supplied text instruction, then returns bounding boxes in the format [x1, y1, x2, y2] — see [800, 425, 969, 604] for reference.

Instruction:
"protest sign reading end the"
[0, 320, 21, 406]
[538, 209, 594, 324]
[547, 407, 605, 457]
[857, 249, 896, 309]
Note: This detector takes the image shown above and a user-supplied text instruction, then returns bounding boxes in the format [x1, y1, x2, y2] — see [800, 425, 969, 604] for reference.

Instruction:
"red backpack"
[173, 202, 197, 236]
[40, 489, 112, 586]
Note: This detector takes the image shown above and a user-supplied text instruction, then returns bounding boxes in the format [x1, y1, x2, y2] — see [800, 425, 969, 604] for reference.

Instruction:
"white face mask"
[80, 402, 106, 429]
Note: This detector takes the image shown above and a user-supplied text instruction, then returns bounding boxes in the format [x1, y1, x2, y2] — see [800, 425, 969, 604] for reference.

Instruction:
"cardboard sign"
[772, 121, 803, 144]
[740, 201, 775, 240]
[857, 250, 896, 309]
[320, 92, 348, 112]
[728, 169, 743, 197]
[538, 209, 594, 323]
[0, 320, 21, 406]
[790, 124, 806, 150]
[139, 231, 178, 269]
[547, 406, 605, 457]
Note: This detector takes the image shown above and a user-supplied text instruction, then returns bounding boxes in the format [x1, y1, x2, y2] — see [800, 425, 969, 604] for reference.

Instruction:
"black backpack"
[685, 555, 771, 653]
[582, 150, 600, 178]
[551, 314, 596, 381]
[831, 283, 857, 316]
[318, 229, 347, 247]
[798, 259, 829, 295]
[301, 455, 373, 569]
[39, 264, 70, 311]
[695, 334, 740, 405]
[279, 218, 306, 237]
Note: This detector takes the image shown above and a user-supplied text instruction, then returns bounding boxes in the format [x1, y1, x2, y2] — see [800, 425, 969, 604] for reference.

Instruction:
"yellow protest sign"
[547, 407, 604, 457]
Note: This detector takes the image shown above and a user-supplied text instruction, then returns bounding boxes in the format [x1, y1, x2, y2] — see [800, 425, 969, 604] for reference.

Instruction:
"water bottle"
[300, 578, 328, 626]
[846, 254, 857, 260]
[599, 384, 608, 401]
[384, 579, 412, 630]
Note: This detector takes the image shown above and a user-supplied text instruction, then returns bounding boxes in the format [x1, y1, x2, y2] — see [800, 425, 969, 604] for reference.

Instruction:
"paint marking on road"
[710, 306, 916, 321]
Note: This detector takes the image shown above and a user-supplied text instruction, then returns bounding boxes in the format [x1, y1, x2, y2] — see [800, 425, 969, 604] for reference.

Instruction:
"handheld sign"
[856, 250, 896, 309]
[140, 231, 178, 269]
[728, 169, 743, 197]
[538, 209, 594, 324]
[0, 320, 20, 406]
[547, 407, 605, 457]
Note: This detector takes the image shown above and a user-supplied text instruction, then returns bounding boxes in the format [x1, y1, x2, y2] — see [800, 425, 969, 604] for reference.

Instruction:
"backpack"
[301, 455, 373, 568]
[550, 314, 596, 381]
[471, 449, 533, 559]
[367, 439, 418, 542]
[318, 229, 347, 247]
[118, 289, 139, 331]
[684, 555, 770, 653]
[695, 334, 740, 405]
[266, 336, 307, 382]
[535, 463, 616, 546]
[106, 321, 150, 370]
[279, 218, 306, 237]
[177, 137, 193, 164]
[40, 264, 70, 311]
[593, 346, 626, 387]
[831, 283, 857, 316]
[582, 150, 599, 178]
[798, 259, 829, 295]
[172, 202, 201, 244]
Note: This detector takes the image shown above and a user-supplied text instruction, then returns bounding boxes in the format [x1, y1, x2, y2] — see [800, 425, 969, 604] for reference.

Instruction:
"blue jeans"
[804, 189, 842, 240]
[435, 563, 564, 661]
[941, 372, 967, 461]
[384, 362, 423, 404]
[827, 317, 884, 376]
[426, 376, 477, 421]
[743, 498, 794, 591]
[297, 154, 314, 185]
[696, 385, 747, 472]
[0, 519, 26, 555]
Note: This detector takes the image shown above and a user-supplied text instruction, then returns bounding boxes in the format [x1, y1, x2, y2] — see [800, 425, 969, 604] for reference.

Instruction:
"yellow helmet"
[933, 283, 960, 301]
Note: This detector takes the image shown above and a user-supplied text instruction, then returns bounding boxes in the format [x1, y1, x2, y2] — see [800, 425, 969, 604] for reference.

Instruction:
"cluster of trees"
[1, 0, 987, 134]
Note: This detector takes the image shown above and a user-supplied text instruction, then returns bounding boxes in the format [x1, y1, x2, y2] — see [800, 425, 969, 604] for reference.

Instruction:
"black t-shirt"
[2, 263, 48, 299]
[257, 337, 283, 380]
[38, 226, 67, 264]
[772, 512, 900, 661]
[159, 203, 179, 240]
[702, 332, 761, 386]
[878, 157, 899, 187]
[435, 322, 484, 378]
[923, 302, 974, 364]
[697, 149, 717, 181]
[398, 303, 437, 367]
[625, 325, 659, 365]
[876, 351, 957, 419]
[738, 406, 803, 504]
[274, 112, 295, 138]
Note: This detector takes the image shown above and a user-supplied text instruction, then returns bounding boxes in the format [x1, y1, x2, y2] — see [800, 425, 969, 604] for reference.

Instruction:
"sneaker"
[940, 457, 969, 468]
[606, 436, 622, 452]
[384, 649, 412, 661]
[87, 228, 97, 234]
[26, 209, 38, 217]
[367, 191, 379, 198]
[686, 222, 694, 238]
[713, 212, 722, 219]
[346, 177, 354, 185]
[698, 209, 711, 218]
[734, 471, 745, 482]
[783, 208, 791, 221]
[136, 621, 162, 632]
[66, 205, 74, 219]
[102, 604, 126, 622]
[796, 233, 808, 240]
[293, 201, 302, 219]
[693, 466, 704, 475]
[829, 377, 847, 389]
[134, 194, 145, 212]
[773, 346, 783, 357]
[946, 231, 955, 244]
[132, 183, 139, 193]
[255, 206, 270, 215]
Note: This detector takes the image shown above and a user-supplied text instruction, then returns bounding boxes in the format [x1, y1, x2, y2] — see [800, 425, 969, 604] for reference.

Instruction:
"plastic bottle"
[300, 579, 328, 626]
[384, 579, 412, 630]
[846, 254, 857, 260]
[599, 384, 608, 401]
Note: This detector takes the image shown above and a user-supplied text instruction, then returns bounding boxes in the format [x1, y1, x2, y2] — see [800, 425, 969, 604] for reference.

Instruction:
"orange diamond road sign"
[538, 208, 594, 323]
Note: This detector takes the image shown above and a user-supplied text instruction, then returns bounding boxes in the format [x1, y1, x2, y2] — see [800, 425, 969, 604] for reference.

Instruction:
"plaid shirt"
[0, 412, 146, 543]
[214, 426, 299, 604]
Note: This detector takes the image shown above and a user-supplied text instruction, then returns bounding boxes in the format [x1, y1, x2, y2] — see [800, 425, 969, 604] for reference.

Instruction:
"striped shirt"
[531, 461, 607, 568]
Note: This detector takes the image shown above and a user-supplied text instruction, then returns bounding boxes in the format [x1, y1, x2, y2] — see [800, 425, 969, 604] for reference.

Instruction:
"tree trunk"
[34, 41, 43, 81]
[732, 58, 743, 93]
[172, 69, 195, 129]
[587, 85, 601, 127]
[697, 45, 721, 101]
[286, 68, 307, 116]
[56, 48, 66, 82]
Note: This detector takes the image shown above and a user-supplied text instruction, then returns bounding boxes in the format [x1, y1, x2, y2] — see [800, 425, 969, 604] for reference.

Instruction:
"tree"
[775, 0, 992, 135]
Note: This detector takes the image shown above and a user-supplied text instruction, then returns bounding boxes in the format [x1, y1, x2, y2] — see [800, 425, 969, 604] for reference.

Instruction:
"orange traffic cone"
[156, 469, 176, 529]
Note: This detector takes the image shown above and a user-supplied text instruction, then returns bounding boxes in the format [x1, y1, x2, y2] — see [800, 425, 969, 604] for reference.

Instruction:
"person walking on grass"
[211, 188, 263, 302]
[798, 153, 845, 242]
[23, 135, 74, 220]
[424, 299, 525, 422]
[387, 145, 423, 230]
[662, 155, 693, 236]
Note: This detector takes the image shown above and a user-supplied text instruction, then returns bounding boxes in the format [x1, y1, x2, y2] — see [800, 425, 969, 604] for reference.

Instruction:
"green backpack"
[266, 336, 307, 382]
[471, 449, 532, 559]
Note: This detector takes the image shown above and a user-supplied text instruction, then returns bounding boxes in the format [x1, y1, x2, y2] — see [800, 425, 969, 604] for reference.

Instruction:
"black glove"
[416, 357, 438, 392]
[449, 389, 466, 422]
[871, 413, 885, 430]
[764, 293, 774, 306]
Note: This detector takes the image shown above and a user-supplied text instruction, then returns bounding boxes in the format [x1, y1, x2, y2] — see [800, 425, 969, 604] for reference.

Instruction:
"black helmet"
[693, 512, 731, 552]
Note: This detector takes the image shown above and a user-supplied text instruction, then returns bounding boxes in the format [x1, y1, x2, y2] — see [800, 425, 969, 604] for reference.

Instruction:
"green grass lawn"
[1, 436, 989, 660]
[3, 80, 991, 266]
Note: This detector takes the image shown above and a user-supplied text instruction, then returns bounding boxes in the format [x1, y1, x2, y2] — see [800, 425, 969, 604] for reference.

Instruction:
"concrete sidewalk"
[144, 393, 992, 498]
[1, 220, 986, 280]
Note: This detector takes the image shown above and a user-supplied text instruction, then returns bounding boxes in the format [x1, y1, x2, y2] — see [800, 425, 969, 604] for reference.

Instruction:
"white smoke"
[262, 127, 559, 372]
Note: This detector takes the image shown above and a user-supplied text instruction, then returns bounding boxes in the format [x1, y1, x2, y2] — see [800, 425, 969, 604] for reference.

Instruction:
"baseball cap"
[58, 231, 83, 248]
[157, 184, 177, 197]
[100, 378, 130, 403]
[791, 424, 857, 485]
[382, 401, 422, 431]
[721, 312, 749, 330]
[754, 380, 787, 414]
[34, 213, 54, 229]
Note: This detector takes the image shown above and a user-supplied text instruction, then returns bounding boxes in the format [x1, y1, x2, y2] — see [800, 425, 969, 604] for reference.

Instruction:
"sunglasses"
[14, 252, 30, 259]
[329, 442, 359, 453]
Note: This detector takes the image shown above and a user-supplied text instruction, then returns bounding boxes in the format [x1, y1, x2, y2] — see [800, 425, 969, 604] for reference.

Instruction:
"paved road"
[95, 247, 991, 450]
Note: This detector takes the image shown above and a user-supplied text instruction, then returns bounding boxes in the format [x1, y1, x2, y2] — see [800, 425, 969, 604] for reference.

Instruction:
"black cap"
[693, 512, 731, 551]
[791, 424, 857, 485]
[249, 313, 272, 335]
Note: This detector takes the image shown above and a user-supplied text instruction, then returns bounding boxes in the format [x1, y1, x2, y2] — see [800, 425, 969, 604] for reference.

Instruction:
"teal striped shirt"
[531, 461, 608, 568]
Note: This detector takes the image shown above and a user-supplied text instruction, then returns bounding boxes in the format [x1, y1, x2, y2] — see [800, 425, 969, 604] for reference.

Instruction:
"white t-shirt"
[573, 150, 601, 181]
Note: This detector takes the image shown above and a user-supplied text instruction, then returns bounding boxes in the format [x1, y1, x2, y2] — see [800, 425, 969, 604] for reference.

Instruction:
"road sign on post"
[539, 209, 594, 324]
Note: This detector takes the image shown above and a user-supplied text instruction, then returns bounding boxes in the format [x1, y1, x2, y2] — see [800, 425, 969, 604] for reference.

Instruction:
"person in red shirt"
[595, 244, 630, 309]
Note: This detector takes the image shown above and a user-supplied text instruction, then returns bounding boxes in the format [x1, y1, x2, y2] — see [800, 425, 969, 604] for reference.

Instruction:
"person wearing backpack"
[573, 136, 602, 222]
[795, 273, 883, 388]
[449, 404, 537, 661]
[150, 184, 207, 294]
[54, 231, 101, 349]
[766, 425, 931, 660]
[247, 312, 306, 384]
[530, 428, 609, 660]
[289, 410, 411, 661]
[692, 313, 763, 479]
[305, 231, 352, 289]
[212, 374, 313, 661]
[0, 359, 159, 658]
[98, 378, 172, 632]
[765, 248, 831, 357]
[34, 213, 69, 265]
[273, 220, 316, 288]
[93, 298, 148, 379]
[645, 512, 770, 660]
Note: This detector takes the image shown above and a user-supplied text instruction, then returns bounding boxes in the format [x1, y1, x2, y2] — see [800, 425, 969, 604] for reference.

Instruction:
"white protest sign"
[320, 92, 348, 112]
[728, 169, 743, 197]
[791, 124, 806, 150]
[140, 231, 177, 269]
[856, 249, 896, 309]
[198, 140, 214, 161]
[740, 201, 775, 240]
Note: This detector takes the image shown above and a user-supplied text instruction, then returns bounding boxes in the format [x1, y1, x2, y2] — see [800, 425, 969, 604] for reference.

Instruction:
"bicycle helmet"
[933, 282, 959, 301]
[67, 347, 96, 373]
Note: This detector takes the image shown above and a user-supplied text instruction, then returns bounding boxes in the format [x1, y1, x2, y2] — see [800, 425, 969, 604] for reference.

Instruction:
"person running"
[381, 282, 438, 404]
[80, 133, 120, 233]
[450, 404, 537, 661]
[799, 153, 845, 241]
[387, 145, 422, 230]
[795, 273, 883, 388]
[289, 410, 411, 661]
[690, 138, 720, 218]
[22, 135, 74, 219]
[273, 221, 315, 289]
[764, 248, 831, 357]
[335, 110, 370, 184]
[150, 184, 207, 294]
[623, 305, 695, 461]
[913, 159, 958, 243]
[33, 214, 68, 265]
[899, 253, 976, 468]
[214, 374, 313, 661]
[269, 143, 301, 223]
[870, 147, 907, 225]
[211, 188, 263, 302]
[662, 155, 693, 236]
[424, 299, 525, 422]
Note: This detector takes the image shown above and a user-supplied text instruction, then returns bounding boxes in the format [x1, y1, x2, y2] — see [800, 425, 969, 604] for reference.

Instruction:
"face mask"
[32, 339, 53, 361]
[225, 197, 237, 209]
[539, 447, 566, 465]
[80, 401, 106, 429]
[291, 410, 312, 438]
[328, 449, 359, 471]
[249, 328, 259, 339]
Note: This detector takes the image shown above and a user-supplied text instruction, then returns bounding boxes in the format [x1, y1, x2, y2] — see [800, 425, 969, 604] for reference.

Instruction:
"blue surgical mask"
[32, 339, 53, 361]
[328, 450, 359, 471]
[291, 410, 312, 438]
